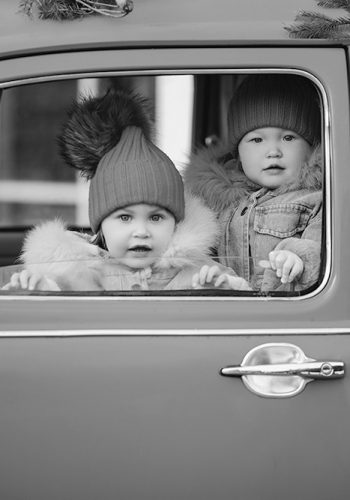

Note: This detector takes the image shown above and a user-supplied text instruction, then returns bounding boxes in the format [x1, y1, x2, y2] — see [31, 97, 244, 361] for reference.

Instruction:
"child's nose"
[266, 144, 282, 158]
[133, 222, 150, 237]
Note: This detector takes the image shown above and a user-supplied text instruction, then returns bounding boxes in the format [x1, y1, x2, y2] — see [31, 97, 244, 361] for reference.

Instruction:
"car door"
[0, 45, 349, 500]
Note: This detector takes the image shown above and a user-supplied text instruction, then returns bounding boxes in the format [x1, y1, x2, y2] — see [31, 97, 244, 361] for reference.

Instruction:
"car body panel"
[0, 0, 323, 54]
[0, 3, 350, 500]
[0, 334, 349, 500]
[0, 47, 348, 334]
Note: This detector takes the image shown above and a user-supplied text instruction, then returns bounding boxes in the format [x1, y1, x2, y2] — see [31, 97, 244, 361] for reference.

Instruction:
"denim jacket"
[218, 187, 322, 291]
[184, 146, 323, 292]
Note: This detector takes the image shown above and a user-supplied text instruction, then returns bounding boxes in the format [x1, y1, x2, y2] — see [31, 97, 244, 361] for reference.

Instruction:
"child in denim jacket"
[184, 74, 322, 292]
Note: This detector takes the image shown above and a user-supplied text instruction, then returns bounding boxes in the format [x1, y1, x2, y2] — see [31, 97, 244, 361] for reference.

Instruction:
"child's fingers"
[3, 272, 26, 290]
[193, 266, 231, 288]
[268, 251, 278, 270]
[281, 256, 303, 283]
[198, 265, 210, 285]
[214, 274, 228, 288]
[192, 269, 209, 288]
[268, 250, 304, 284]
[232, 277, 252, 291]
[206, 265, 221, 283]
[270, 251, 289, 274]
[192, 272, 200, 288]
[270, 251, 290, 280]
[258, 260, 271, 269]
[27, 273, 41, 290]
[215, 274, 252, 290]
[280, 256, 294, 283]
[287, 264, 299, 283]
[19, 270, 31, 289]
[45, 278, 61, 291]
[10, 272, 22, 289]
[287, 259, 304, 283]
[2, 272, 57, 291]
[8, 273, 18, 288]
[226, 275, 252, 290]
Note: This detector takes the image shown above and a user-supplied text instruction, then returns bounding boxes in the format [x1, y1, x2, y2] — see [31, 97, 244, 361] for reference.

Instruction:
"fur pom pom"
[58, 88, 153, 179]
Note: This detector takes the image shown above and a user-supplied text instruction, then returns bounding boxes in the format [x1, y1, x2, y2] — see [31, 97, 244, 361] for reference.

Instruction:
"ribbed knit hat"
[227, 74, 321, 155]
[89, 125, 184, 232]
[58, 89, 185, 232]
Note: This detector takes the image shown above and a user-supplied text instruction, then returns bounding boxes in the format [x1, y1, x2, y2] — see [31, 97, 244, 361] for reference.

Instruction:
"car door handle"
[220, 343, 345, 398]
[221, 360, 344, 379]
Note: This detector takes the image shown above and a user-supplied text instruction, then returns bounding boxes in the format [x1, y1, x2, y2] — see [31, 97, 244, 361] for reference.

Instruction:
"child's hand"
[2, 270, 60, 291]
[260, 250, 304, 284]
[192, 265, 251, 290]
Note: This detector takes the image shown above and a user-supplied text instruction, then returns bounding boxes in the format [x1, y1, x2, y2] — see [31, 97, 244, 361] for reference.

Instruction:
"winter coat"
[183, 146, 323, 292]
[11, 195, 249, 292]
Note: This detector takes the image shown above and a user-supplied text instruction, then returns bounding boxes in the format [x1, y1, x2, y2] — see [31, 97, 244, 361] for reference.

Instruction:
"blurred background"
[0, 73, 242, 229]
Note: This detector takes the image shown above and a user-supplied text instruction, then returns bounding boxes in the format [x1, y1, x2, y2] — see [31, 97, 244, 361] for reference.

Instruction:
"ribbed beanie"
[228, 74, 321, 155]
[89, 126, 185, 232]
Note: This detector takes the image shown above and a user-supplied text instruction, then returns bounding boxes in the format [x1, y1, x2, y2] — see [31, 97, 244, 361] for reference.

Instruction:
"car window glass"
[0, 74, 324, 297]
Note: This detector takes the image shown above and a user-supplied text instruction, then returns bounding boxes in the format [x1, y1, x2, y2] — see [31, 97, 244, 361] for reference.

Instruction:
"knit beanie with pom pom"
[59, 89, 184, 233]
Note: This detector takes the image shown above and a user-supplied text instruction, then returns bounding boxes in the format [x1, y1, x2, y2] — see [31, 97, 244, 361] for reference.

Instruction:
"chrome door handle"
[221, 361, 344, 379]
[220, 343, 345, 398]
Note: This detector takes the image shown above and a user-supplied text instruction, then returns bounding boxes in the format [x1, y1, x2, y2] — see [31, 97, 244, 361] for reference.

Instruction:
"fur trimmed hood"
[20, 193, 219, 288]
[183, 144, 323, 214]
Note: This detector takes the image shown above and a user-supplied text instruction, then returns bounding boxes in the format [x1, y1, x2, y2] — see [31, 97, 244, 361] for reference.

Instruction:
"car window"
[0, 73, 325, 297]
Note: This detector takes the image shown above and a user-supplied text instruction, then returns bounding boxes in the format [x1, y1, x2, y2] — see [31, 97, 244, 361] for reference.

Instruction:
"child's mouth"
[264, 164, 285, 172]
[128, 245, 152, 254]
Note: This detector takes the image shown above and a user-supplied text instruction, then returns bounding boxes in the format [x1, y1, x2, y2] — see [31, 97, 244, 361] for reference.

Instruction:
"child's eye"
[249, 137, 262, 143]
[283, 134, 295, 142]
[118, 214, 131, 222]
[150, 214, 163, 222]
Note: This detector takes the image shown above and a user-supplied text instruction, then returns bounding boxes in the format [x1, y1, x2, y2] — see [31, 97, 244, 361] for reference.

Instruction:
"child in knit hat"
[184, 74, 322, 292]
[3, 89, 250, 292]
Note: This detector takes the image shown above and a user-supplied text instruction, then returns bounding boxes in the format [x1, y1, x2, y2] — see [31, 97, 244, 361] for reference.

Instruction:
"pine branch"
[285, 0, 350, 39]
[318, 0, 350, 14]
[38, 1, 86, 20]
[18, 0, 132, 20]
[285, 12, 350, 38]
[294, 10, 350, 24]
[294, 9, 337, 21]
[294, 10, 334, 24]
[317, 0, 350, 9]
[18, 0, 36, 16]
[19, 0, 86, 19]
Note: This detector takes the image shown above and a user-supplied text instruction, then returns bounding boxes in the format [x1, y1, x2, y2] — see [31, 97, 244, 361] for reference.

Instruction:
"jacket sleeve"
[273, 205, 322, 288]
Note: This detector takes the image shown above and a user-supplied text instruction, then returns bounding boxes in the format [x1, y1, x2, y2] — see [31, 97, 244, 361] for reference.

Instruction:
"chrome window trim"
[0, 67, 331, 302]
[0, 328, 347, 338]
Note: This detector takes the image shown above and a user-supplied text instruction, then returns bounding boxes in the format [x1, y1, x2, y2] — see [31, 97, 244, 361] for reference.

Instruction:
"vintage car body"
[0, 0, 350, 499]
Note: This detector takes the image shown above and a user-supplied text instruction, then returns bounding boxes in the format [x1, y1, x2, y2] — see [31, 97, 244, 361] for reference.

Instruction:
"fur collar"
[20, 193, 219, 279]
[183, 144, 323, 213]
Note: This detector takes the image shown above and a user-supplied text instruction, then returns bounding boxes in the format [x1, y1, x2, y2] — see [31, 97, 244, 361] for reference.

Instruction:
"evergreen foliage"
[18, 0, 133, 20]
[285, 0, 350, 38]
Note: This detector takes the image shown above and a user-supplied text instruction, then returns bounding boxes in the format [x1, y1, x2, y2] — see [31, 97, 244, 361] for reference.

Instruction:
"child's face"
[238, 127, 313, 190]
[101, 203, 176, 269]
